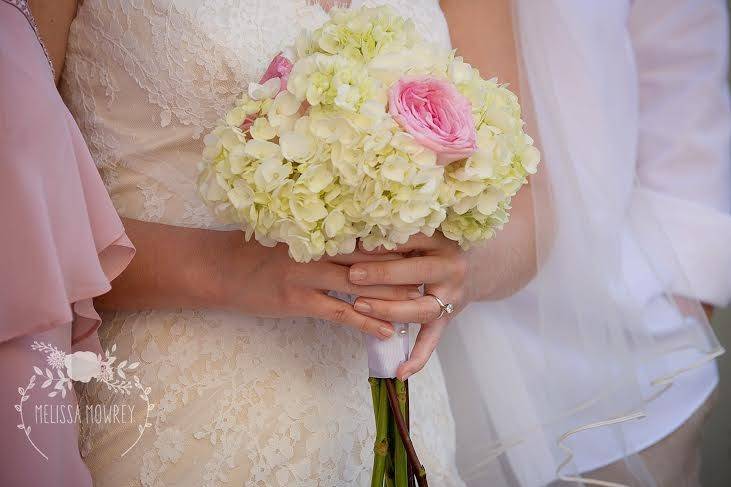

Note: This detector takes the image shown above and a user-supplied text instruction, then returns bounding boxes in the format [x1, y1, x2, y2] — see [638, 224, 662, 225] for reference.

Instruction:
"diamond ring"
[426, 293, 454, 320]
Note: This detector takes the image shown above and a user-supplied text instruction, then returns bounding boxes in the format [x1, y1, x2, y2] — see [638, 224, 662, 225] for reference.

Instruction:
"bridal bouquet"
[199, 6, 538, 485]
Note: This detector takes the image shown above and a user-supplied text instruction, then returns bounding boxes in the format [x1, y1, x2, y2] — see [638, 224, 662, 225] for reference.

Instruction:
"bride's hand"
[209, 231, 421, 340]
[347, 233, 472, 380]
[347, 187, 536, 379]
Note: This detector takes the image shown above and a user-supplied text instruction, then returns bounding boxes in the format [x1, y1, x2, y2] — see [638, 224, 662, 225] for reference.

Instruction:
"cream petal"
[280, 131, 316, 162]
[324, 210, 346, 238]
[521, 145, 541, 174]
[476, 190, 502, 215]
[276, 91, 303, 116]
[248, 77, 281, 101]
[245, 139, 281, 159]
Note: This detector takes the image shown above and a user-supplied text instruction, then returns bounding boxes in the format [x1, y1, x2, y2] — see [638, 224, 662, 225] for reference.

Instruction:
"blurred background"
[693, 4, 730, 485]
[701, 307, 731, 485]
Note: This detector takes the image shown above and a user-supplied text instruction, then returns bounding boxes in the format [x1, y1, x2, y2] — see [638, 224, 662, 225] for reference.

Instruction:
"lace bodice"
[62, 2, 462, 486]
[61, 0, 452, 229]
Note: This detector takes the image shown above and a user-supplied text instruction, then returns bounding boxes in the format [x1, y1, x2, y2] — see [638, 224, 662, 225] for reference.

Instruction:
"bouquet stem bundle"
[369, 378, 427, 487]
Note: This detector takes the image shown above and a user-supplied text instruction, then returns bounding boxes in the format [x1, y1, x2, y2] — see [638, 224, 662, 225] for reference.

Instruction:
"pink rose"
[259, 52, 293, 93]
[388, 77, 477, 166]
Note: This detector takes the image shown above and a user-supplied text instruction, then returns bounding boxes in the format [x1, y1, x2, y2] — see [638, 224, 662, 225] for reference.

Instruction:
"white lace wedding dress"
[60, 1, 464, 485]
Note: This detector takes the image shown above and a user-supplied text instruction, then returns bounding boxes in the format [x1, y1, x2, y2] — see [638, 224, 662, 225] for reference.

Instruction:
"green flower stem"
[393, 379, 408, 486]
[369, 377, 380, 424]
[385, 379, 428, 487]
[371, 378, 390, 487]
[406, 380, 415, 487]
[385, 454, 396, 487]
[386, 404, 396, 487]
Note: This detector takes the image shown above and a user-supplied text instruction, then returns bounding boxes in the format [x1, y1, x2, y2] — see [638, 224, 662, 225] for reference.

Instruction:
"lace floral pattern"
[62, 1, 462, 485]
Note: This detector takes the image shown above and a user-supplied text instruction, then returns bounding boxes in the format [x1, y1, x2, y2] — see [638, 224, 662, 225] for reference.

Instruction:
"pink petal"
[259, 53, 293, 93]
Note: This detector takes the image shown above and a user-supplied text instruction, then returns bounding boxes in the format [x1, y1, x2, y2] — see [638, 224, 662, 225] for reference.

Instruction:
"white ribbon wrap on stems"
[365, 323, 410, 378]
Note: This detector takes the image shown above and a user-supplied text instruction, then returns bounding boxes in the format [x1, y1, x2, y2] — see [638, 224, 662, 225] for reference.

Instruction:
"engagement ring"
[426, 293, 454, 320]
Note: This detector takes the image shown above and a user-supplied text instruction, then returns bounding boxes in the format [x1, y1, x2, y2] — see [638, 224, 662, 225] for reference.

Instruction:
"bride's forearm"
[441, 0, 520, 97]
[94, 218, 229, 312]
[466, 185, 537, 302]
[443, 0, 537, 302]
[95, 219, 407, 338]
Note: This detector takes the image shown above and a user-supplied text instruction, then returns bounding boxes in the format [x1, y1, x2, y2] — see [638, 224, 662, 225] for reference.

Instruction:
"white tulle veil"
[437, 1, 723, 486]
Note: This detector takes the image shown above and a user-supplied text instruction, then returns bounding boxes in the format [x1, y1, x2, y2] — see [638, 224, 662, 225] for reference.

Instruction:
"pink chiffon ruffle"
[0, 2, 134, 351]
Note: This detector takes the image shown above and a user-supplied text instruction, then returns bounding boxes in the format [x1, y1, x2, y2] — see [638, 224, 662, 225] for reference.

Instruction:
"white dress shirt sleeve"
[629, 0, 731, 306]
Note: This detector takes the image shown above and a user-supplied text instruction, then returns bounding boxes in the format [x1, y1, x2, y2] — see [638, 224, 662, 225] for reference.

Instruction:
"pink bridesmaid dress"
[0, 1, 134, 485]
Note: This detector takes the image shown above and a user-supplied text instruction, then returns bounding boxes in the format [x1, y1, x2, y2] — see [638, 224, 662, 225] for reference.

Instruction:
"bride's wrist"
[185, 228, 238, 310]
[466, 241, 537, 302]
[464, 248, 490, 303]
[464, 245, 510, 302]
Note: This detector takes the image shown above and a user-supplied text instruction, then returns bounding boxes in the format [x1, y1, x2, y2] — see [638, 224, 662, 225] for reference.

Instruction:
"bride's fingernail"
[408, 289, 421, 299]
[379, 326, 394, 338]
[354, 301, 371, 313]
[349, 268, 367, 282]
